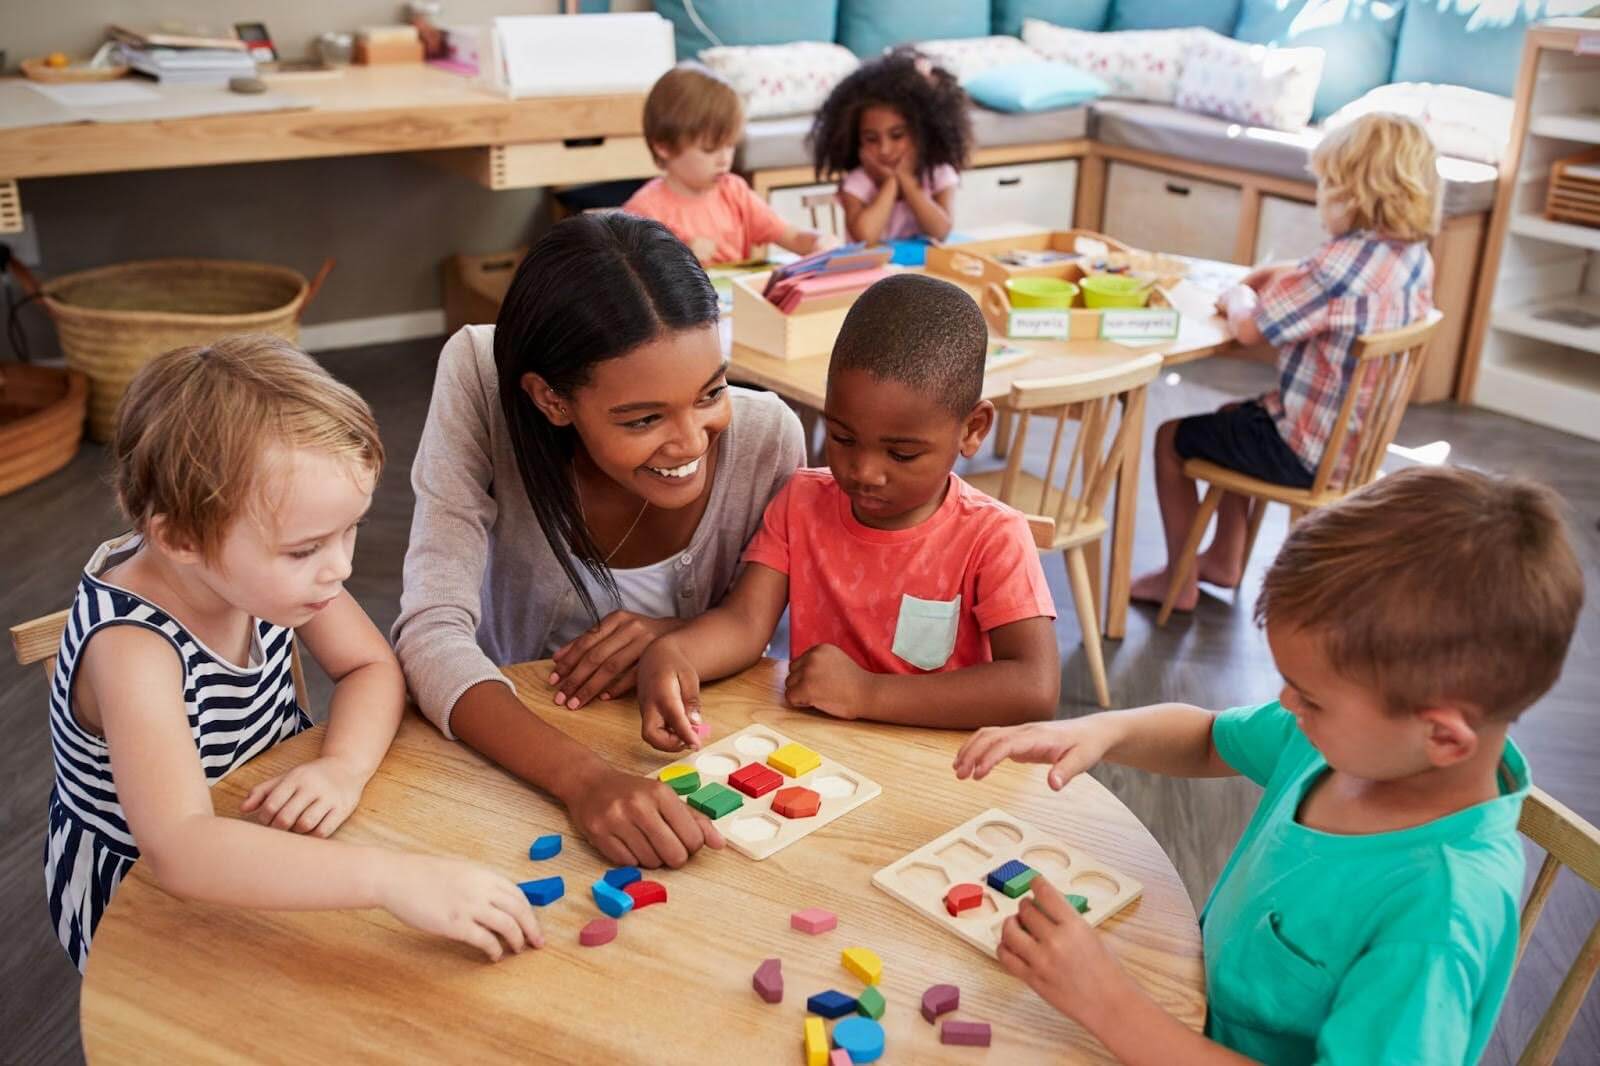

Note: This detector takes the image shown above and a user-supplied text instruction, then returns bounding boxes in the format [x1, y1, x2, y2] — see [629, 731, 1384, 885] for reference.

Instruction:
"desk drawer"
[1102, 162, 1240, 262]
[1254, 195, 1324, 263]
[431, 136, 657, 190]
[955, 158, 1078, 232]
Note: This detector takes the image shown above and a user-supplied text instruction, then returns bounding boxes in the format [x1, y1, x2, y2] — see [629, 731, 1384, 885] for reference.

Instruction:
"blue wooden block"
[832, 1016, 886, 1063]
[528, 833, 562, 861]
[806, 989, 858, 1019]
[518, 875, 564, 906]
[986, 858, 1031, 893]
[592, 879, 635, 919]
[602, 866, 641, 889]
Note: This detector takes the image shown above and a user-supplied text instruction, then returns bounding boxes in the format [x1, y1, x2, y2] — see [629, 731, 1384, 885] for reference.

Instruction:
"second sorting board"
[654, 724, 882, 860]
[871, 807, 1142, 958]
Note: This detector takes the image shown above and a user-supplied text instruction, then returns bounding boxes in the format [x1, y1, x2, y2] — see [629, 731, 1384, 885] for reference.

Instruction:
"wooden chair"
[1157, 309, 1444, 626]
[1513, 786, 1600, 1065]
[966, 353, 1163, 708]
[801, 190, 847, 240]
[10, 608, 310, 709]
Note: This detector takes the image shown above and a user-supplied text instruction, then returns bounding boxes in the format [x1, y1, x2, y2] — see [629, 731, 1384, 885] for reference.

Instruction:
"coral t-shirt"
[621, 173, 789, 263]
[742, 469, 1056, 674]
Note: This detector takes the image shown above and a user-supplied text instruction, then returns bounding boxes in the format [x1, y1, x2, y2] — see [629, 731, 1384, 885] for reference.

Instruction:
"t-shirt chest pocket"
[1211, 909, 1337, 1036]
[891, 593, 961, 671]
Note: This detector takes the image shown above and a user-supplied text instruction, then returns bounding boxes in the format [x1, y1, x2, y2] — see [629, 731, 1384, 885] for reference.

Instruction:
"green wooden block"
[856, 984, 886, 1020]
[667, 770, 700, 795]
[687, 781, 743, 819]
[1066, 893, 1090, 914]
[1000, 867, 1039, 898]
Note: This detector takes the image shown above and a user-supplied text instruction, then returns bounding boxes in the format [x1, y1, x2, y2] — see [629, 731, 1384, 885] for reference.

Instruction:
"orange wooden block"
[772, 785, 821, 819]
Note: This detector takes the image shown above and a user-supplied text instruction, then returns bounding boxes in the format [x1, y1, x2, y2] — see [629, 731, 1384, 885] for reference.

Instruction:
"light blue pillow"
[993, 0, 1112, 37]
[965, 61, 1107, 112]
[1391, 0, 1549, 98]
[836, 0, 990, 56]
[654, 0, 839, 61]
[1106, 0, 1240, 33]
[1234, 0, 1403, 121]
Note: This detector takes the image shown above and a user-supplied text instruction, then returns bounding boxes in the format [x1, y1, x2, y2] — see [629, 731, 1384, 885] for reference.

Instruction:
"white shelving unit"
[1468, 19, 1600, 441]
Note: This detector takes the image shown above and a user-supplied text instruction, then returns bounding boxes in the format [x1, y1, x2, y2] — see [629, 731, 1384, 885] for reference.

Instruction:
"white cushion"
[1173, 30, 1325, 132]
[1322, 82, 1514, 166]
[1020, 19, 1194, 104]
[698, 42, 859, 120]
[910, 35, 1045, 83]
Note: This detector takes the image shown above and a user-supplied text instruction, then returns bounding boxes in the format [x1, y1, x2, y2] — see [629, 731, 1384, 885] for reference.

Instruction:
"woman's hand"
[378, 853, 543, 961]
[240, 755, 372, 837]
[550, 611, 684, 710]
[564, 763, 724, 868]
[953, 716, 1121, 791]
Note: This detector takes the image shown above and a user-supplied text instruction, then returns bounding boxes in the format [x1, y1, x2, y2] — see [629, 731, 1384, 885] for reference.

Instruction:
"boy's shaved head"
[829, 274, 988, 418]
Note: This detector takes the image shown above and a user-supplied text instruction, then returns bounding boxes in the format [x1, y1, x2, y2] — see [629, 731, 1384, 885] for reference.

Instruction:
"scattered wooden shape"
[527, 833, 561, 861]
[921, 984, 959, 1023]
[831, 1017, 885, 1063]
[693, 720, 711, 740]
[686, 781, 743, 819]
[768, 741, 822, 777]
[1000, 867, 1038, 899]
[791, 908, 837, 934]
[806, 989, 857, 1018]
[986, 859, 1032, 895]
[728, 761, 783, 798]
[659, 764, 695, 782]
[664, 769, 700, 795]
[944, 883, 983, 916]
[804, 1017, 829, 1066]
[517, 875, 564, 906]
[602, 866, 641, 889]
[856, 984, 886, 1020]
[841, 946, 882, 986]
[591, 879, 635, 918]
[830, 1050, 852, 1066]
[753, 957, 783, 1003]
[622, 879, 666, 909]
[940, 1020, 991, 1047]
[772, 785, 821, 819]
[579, 917, 617, 947]
[1066, 893, 1090, 913]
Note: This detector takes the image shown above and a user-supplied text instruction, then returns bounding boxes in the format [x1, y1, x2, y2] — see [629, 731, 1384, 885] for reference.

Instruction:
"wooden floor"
[2, 337, 1595, 1064]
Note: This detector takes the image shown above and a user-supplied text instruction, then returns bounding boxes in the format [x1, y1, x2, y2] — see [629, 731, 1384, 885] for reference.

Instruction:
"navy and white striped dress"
[45, 533, 310, 972]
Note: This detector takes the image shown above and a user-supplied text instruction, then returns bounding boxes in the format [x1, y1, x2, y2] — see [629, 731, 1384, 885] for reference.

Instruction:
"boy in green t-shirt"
[953, 466, 1584, 1064]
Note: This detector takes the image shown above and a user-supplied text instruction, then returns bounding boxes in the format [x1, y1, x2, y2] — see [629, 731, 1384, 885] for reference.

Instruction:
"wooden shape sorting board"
[654, 724, 881, 860]
[871, 807, 1142, 958]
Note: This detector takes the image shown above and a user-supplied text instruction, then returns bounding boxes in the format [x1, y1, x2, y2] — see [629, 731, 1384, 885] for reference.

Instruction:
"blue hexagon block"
[528, 834, 562, 861]
[592, 878, 635, 918]
[832, 1016, 885, 1063]
[518, 876, 565, 906]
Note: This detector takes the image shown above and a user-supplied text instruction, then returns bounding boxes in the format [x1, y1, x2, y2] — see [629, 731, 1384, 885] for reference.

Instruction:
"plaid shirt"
[1256, 231, 1433, 482]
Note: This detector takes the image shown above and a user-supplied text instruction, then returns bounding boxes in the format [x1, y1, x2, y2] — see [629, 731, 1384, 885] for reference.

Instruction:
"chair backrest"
[1308, 309, 1444, 497]
[800, 191, 846, 240]
[11, 608, 310, 710]
[1514, 786, 1600, 1066]
[994, 354, 1163, 544]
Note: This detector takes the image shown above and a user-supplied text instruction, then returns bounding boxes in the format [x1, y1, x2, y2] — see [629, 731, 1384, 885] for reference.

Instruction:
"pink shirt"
[742, 469, 1056, 674]
[839, 163, 960, 240]
[621, 173, 789, 263]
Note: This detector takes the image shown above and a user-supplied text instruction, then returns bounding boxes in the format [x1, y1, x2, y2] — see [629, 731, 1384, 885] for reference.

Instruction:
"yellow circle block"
[658, 764, 695, 782]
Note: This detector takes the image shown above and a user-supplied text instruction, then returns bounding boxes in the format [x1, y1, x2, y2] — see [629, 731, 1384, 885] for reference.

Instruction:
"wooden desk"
[81, 660, 1205, 1064]
[728, 272, 1238, 640]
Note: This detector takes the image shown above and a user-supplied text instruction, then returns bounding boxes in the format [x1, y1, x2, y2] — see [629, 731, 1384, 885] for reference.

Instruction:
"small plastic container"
[1080, 273, 1153, 309]
[1004, 276, 1078, 309]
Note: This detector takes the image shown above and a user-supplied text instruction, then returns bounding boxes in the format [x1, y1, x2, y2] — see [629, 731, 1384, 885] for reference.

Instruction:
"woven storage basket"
[0, 364, 88, 496]
[35, 258, 328, 441]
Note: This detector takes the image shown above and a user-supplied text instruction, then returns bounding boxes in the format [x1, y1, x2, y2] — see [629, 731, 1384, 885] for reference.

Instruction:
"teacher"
[393, 213, 804, 867]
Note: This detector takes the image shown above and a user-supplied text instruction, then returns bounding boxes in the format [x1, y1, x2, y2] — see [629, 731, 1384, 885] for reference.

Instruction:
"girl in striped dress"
[46, 337, 542, 973]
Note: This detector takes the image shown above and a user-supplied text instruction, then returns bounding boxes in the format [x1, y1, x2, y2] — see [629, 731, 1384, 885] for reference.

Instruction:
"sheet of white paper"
[25, 80, 162, 107]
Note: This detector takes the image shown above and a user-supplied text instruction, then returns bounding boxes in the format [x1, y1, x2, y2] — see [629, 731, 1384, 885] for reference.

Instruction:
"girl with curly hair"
[808, 50, 973, 244]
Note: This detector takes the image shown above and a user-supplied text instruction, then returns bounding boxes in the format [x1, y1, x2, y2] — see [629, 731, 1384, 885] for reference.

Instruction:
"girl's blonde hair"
[114, 334, 384, 560]
[1311, 112, 1440, 243]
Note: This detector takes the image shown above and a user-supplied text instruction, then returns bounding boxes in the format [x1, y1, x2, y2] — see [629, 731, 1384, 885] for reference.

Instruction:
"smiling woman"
[391, 214, 804, 869]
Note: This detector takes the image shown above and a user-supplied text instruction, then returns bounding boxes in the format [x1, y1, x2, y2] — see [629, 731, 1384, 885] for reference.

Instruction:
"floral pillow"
[698, 42, 859, 120]
[908, 35, 1045, 83]
[1323, 82, 1514, 166]
[1020, 19, 1193, 103]
[1173, 30, 1325, 132]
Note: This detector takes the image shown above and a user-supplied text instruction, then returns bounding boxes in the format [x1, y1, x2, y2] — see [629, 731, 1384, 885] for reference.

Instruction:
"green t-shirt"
[1201, 701, 1528, 1065]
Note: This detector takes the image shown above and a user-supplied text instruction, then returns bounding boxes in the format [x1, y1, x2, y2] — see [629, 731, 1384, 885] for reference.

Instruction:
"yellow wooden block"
[658, 765, 694, 782]
[841, 946, 882, 986]
[804, 1016, 828, 1066]
[768, 742, 821, 778]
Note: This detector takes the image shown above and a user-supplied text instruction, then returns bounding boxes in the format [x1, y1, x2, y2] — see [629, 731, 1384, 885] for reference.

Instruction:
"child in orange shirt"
[636, 274, 1059, 748]
[623, 63, 834, 264]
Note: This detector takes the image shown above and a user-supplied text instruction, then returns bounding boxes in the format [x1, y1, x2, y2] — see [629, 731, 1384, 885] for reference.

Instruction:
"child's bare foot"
[1195, 551, 1244, 589]
[1130, 568, 1197, 613]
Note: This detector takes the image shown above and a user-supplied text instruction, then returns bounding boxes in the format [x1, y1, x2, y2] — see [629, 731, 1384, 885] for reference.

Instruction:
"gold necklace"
[574, 463, 648, 564]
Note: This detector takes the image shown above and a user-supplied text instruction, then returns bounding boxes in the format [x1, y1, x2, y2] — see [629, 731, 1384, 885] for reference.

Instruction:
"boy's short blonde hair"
[1256, 466, 1583, 723]
[114, 334, 384, 561]
[1312, 112, 1440, 243]
[642, 63, 743, 166]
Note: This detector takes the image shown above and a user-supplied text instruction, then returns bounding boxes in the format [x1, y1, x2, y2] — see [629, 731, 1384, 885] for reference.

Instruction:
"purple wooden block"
[941, 1020, 992, 1047]
[921, 983, 959, 1023]
[752, 957, 783, 1003]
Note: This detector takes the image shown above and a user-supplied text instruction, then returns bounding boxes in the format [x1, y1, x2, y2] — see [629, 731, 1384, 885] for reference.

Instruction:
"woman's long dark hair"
[494, 213, 719, 622]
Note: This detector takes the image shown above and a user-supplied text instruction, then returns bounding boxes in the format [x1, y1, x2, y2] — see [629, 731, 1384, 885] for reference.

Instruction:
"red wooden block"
[772, 785, 821, 819]
[623, 879, 667, 909]
[729, 761, 783, 798]
[579, 918, 617, 947]
[944, 882, 984, 916]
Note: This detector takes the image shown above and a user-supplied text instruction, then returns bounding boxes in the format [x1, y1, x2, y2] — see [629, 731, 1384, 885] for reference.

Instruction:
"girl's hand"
[893, 149, 921, 186]
[550, 611, 684, 710]
[378, 853, 543, 961]
[240, 755, 371, 837]
[783, 644, 870, 719]
[953, 717, 1118, 790]
[636, 642, 704, 751]
[861, 155, 897, 186]
[998, 874, 1125, 1025]
[565, 764, 724, 868]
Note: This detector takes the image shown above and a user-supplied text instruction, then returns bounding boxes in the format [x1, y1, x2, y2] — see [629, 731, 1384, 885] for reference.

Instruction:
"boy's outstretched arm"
[785, 616, 1059, 728]
[636, 563, 789, 749]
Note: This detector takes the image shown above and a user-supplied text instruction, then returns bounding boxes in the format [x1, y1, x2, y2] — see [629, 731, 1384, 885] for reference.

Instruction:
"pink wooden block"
[790, 907, 837, 935]
[752, 957, 783, 1003]
[579, 917, 618, 947]
[940, 1020, 991, 1046]
[830, 1051, 853, 1066]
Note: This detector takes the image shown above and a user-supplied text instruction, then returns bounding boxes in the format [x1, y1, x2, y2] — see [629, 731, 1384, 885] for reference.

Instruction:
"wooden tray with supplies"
[731, 271, 862, 361]
[1546, 146, 1600, 227]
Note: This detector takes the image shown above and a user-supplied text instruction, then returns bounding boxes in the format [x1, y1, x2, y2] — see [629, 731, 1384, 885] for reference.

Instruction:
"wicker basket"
[0, 364, 88, 496]
[32, 258, 330, 441]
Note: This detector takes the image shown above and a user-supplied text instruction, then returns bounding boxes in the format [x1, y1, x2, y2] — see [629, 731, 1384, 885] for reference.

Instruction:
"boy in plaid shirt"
[1131, 113, 1438, 613]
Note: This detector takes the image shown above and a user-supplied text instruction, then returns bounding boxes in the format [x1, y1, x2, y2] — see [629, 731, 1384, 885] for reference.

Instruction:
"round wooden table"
[82, 660, 1206, 1063]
